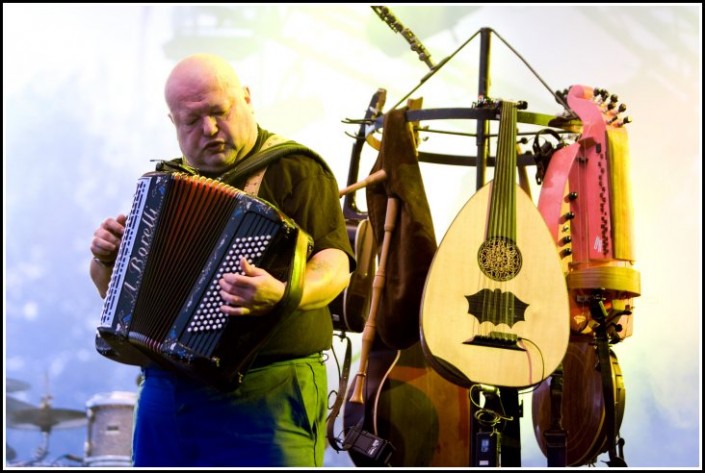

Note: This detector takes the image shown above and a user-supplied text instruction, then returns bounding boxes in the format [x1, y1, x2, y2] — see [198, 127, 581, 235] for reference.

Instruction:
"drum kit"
[6, 377, 136, 467]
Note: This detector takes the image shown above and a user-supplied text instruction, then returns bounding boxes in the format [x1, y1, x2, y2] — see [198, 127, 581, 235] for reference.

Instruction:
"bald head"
[165, 54, 244, 110]
[164, 54, 258, 172]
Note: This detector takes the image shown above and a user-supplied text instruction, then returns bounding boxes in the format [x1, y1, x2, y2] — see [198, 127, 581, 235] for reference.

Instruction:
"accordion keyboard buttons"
[187, 234, 272, 332]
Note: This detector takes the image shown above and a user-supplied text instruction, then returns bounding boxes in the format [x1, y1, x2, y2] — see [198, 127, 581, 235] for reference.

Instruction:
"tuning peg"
[618, 116, 632, 127]
[604, 94, 615, 109]
[555, 89, 568, 104]
[593, 88, 608, 102]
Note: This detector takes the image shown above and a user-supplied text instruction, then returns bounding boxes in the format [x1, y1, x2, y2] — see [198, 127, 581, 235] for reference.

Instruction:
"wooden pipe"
[339, 169, 388, 198]
[349, 196, 399, 404]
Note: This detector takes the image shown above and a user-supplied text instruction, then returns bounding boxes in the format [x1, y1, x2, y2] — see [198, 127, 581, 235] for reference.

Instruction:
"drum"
[84, 391, 137, 467]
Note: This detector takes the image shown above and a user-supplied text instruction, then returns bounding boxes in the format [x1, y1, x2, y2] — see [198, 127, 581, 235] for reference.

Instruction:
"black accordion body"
[96, 171, 312, 391]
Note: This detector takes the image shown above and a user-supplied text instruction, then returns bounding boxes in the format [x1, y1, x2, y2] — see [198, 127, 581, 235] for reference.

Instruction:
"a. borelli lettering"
[124, 206, 159, 300]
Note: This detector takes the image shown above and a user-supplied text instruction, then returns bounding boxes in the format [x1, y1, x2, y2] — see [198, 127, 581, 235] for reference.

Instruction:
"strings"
[479, 101, 518, 337]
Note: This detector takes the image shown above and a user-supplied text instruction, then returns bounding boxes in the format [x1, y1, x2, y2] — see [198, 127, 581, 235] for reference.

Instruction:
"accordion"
[96, 171, 312, 391]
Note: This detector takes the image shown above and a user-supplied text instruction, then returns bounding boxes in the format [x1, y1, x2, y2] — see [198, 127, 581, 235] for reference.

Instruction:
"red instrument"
[534, 85, 639, 466]
[537, 85, 640, 340]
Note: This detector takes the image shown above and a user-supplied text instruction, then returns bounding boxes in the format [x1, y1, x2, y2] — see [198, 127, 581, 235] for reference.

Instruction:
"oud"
[420, 100, 570, 389]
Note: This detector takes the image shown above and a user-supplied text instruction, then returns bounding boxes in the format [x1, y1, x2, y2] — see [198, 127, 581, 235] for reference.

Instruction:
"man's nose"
[202, 116, 218, 135]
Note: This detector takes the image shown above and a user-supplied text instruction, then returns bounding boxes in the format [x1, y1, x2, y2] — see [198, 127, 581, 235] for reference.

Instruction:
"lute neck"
[487, 101, 518, 242]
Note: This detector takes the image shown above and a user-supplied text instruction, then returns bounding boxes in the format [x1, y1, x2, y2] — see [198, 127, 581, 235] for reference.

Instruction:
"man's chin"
[199, 153, 236, 173]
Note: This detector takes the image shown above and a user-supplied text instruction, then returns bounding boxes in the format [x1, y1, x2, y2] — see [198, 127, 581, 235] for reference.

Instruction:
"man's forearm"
[297, 248, 351, 311]
[90, 258, 113, 298]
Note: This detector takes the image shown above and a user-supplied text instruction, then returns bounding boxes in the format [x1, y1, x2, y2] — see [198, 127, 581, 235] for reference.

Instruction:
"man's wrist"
[93, 256, 115, 268]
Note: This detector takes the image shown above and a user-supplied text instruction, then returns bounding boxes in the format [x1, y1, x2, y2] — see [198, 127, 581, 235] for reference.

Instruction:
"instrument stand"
[472, 388, 499, 467]
[584, 294, 628, 467]
[467, 28, 527, 469]
[498, 388, 522, 466]
[353, 11, 583, 467]
[471, 385, 521, 467]
[14, 430, 52, 467]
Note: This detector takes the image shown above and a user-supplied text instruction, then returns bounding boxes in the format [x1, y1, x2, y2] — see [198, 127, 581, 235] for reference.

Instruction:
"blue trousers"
[132, 353, 327, 467]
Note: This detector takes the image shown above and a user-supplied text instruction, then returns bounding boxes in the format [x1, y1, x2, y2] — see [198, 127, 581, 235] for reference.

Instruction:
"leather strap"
[218, 139, 328, 187]
[544, 364, 567, 466]
[155, 133, 331, 189]
[235, 226, 312, 380]
[326, 332, 353, 452]
[230, 135, 290, 195]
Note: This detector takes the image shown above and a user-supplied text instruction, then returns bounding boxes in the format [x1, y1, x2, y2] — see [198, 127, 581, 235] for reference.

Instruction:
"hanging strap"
[326, 331, 353, 452]
[544, 363, 567, 467]
[221, 134, 292, 193]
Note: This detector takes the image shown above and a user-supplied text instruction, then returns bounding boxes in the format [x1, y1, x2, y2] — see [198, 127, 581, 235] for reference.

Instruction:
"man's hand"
[91, 214, 127, 264]
[218, 257, 286, 316]
[90, 213, 127, 298]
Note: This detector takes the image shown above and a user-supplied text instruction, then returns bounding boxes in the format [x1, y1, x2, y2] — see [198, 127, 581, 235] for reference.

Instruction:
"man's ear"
[168, 113, 175, 125]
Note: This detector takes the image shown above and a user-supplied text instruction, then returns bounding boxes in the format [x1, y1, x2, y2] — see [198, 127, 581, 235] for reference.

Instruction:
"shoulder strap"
[220, 135, 331, 190]
[154, 135, 331, 193]
[234, 136, 301, 195]
[240, 134, 285, 195]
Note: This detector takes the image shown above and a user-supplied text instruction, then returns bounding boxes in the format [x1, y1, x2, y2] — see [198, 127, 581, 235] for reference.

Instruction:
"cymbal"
[7, 378, 31, 393]
[8, 405, 87, 431]
[6, 396, 36, 413]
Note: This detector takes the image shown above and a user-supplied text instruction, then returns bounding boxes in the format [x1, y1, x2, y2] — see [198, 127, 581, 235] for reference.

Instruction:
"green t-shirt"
[167, 127, 355, 360]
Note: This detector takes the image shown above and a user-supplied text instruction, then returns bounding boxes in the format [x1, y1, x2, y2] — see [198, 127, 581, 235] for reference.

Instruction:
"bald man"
[90, 53, 354, 467]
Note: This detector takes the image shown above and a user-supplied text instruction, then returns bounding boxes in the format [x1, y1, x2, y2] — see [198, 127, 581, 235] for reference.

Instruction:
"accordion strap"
[219, 140, 329, 188]
[243, 225, 311, 370]
[155, 134, 332, 193]
[276, 226, 310, 316]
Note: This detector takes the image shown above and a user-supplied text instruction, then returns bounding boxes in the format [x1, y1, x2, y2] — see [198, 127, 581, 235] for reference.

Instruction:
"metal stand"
[467, 27, 524, 469]
[361, 8, 582, 467]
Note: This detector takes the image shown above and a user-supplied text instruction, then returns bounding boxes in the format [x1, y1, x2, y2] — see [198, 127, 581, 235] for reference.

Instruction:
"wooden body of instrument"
[531, 339, 625, 466]
[329, 218, 377, 333]
[328, 91, 387, 334]
[531, 85, 637, 466]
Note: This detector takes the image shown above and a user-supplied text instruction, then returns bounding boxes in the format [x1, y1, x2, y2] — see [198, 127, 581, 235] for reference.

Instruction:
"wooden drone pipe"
[349, 196, 399, 404]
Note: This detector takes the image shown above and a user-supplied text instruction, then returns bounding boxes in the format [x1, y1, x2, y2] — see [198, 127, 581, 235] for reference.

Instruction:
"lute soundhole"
[478, 236, 522, 281]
